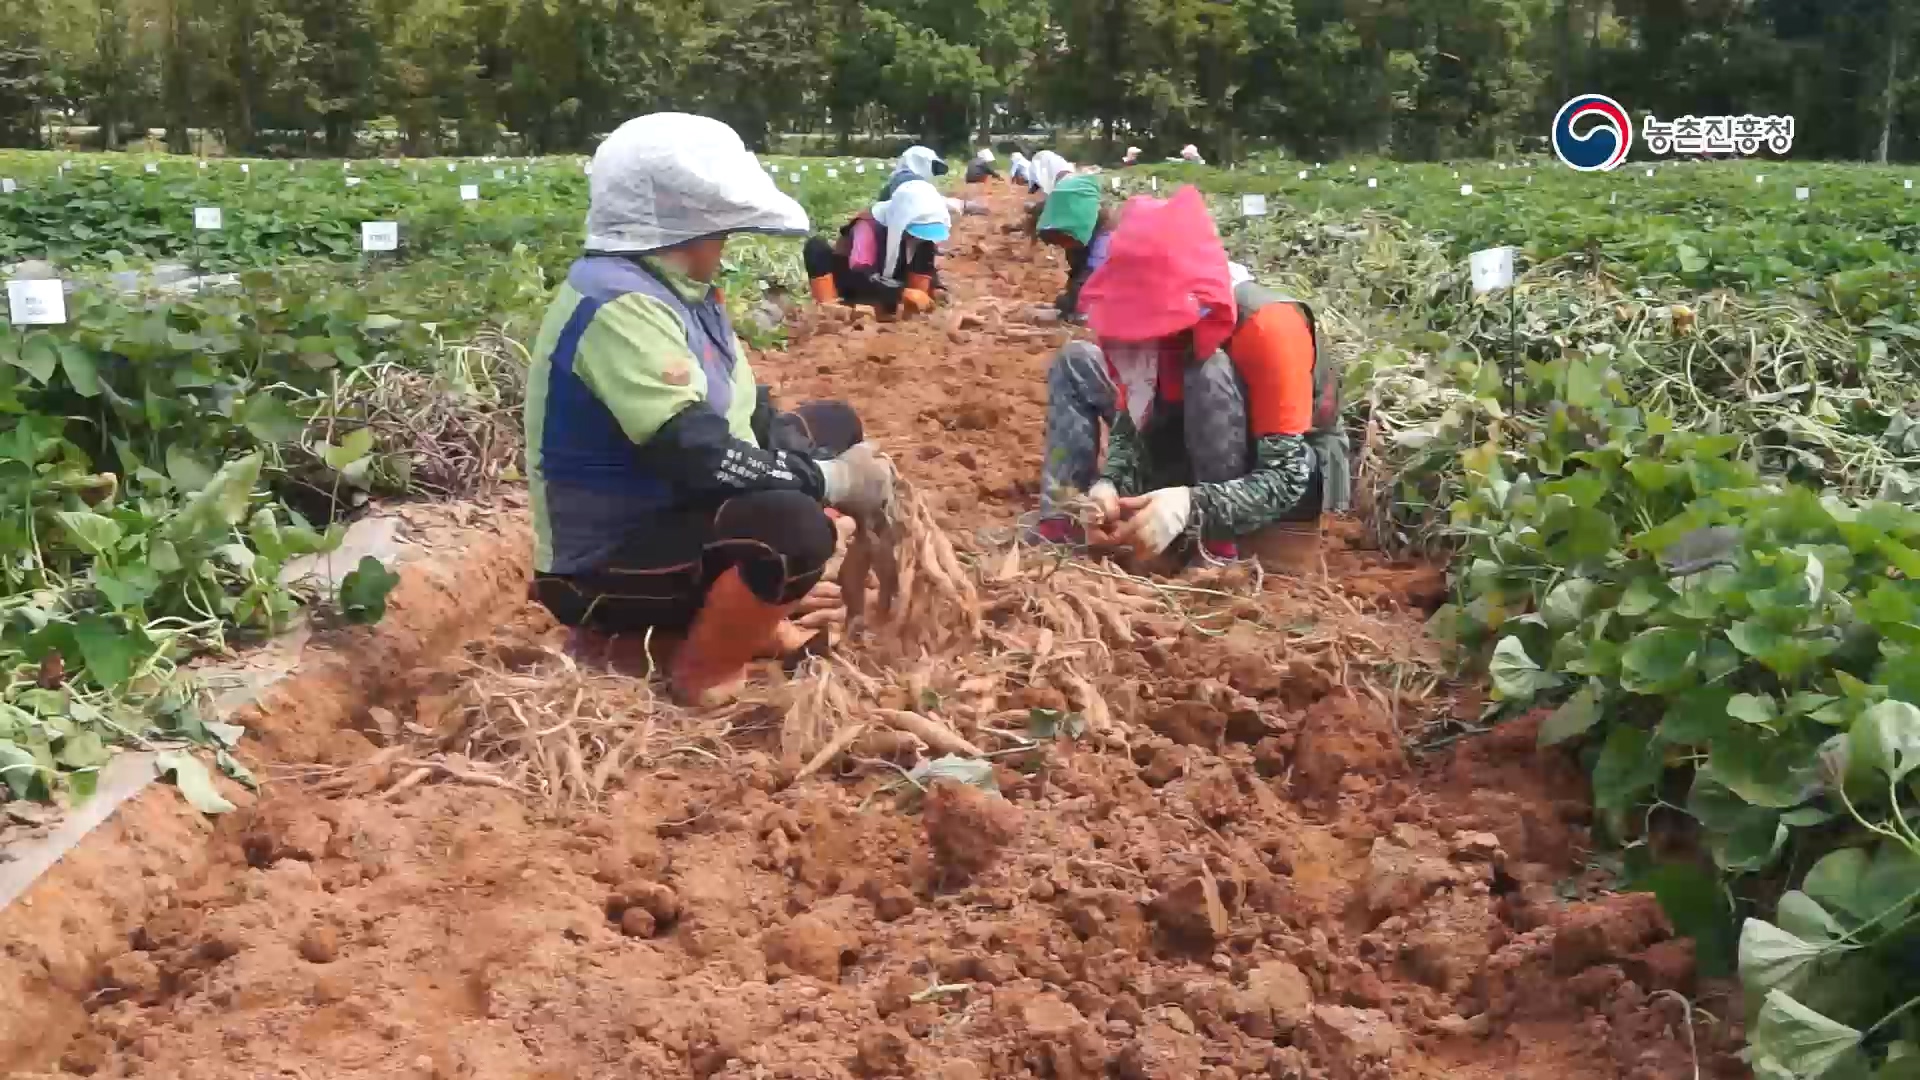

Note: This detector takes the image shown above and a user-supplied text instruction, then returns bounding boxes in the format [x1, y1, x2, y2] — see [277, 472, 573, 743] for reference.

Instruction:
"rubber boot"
[905, 273, 933, 294]
[669, 567, 793, 707]
[809, 274, 840, 304]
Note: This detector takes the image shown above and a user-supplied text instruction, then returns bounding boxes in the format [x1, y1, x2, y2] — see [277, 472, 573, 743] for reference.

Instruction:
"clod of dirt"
[98, 951, 162, 1005]
[297, 923, 340, 964]
[873, 884, 918, 922]
[923, 780, 1021, 885]
[240, 801, 333, 865]
[1116, 1018, 1204, 1080]
[1231, 960, 1314, 1038]
[608, 880, 681, 927]
[1018, 994, 1107, 1080]
[763, 910, 858, 981]
[1149, 868, 1229, 949]
[1291, 694, 1404, 799]
[1363, 827, 1468, 920]
[620, 908, 658, 939]
[1550, 893, 1669, 975]
[854, 1026, 912, 1077]
[1306, 1006, 1405, 1079]
[1148, 701, 1226, 749]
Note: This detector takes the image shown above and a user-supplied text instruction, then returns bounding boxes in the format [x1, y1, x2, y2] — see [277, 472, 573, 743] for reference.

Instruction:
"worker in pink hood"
[1032, 186, 1349, 565]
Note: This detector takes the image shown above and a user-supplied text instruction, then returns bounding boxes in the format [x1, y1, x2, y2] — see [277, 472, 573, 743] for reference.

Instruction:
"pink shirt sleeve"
[847, 218, 880, 271]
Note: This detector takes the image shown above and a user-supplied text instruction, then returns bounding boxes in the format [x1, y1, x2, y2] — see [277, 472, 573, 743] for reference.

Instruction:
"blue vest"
[539, 256, 745, 573]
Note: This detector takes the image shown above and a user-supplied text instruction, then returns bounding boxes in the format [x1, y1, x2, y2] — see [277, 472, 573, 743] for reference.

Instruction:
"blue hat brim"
[905, 222, 949, 243]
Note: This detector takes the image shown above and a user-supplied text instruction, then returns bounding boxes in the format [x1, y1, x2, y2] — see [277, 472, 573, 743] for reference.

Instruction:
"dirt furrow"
[0, 185, 1728, 1080]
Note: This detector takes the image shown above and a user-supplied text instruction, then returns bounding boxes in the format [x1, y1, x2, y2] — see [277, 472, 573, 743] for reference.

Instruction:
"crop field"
[4, 148, 1920, 1080]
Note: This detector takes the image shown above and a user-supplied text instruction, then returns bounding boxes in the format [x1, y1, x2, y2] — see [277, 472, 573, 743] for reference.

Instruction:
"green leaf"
[0, 738, 45, 799]
[11, 333, 58, 382]
[1747, 990, 1861, 1080]
[1027, 707, 1086, 741]
[1708, 727, 1819, 808]
[1542, 578, 1596, 628]
[1593, 725, 1661, 811]
[55, 511, 123, 557]
[238, 393, 304, 444]
[1776, 891, 1846, 943]
[1731, 693, 1782, 727]
[1849, 700, 1920, 783]
[1620, 627, 1702, 695]
[1630, 859, 1735, 977]
[216, 749, 258, 790]
[154, 749, 236, 814]
[57, 342, 101, 397]
[1805, 849, 1874, 922]
[338, 555, 401, 624]
[1490, 636, 1564, 701]
[56, 730, 109, 769]
[906, 754, 998, 794]
[165, 446, 215, 492]
[166, 452, 262, 541]
[1538, 684, 1603, 746]
[1659, 686, 1737, 745]
[1739, 918, 1839, 996]
[323, 427, 376, 470]
[71, 614, 146, 688]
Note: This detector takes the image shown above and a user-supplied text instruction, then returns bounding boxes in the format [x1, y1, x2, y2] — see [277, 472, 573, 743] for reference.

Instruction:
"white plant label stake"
[460, 184, 480, 202]
[1297, 170, 1308, 180]
[346, 177, 362, 188]
[1110, 177, 1121, 191]
[1646, 168, 1655, 177]
[361, 221, 399, 252]
[1240, 194, 1268, 217]
[494, 168, 506, 180]
[789, 172, 800, 184]
[1469, 246, 1514, 296]
[827, 168, 838, 179]
[1796, 187, 1810, 201]
[1460, 184, 1474, 196]
[856, 164, 866, 174]
[6, 279, 65, 325]
[1756, 175, 1765, 184]
[1150, 177, 1158, 191]
[447, 163, 456, 173]
[241, 163, 250, 174]
[1, 179, 14, 194]
[1367, 177, 1378, 189]
[146, 163, 158, 174]
[194, 207, 223, 231]
[1907, 179, 1914, 190]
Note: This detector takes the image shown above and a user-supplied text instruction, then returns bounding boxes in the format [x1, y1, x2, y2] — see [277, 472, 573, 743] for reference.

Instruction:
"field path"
[0, 184, 1730, 1080]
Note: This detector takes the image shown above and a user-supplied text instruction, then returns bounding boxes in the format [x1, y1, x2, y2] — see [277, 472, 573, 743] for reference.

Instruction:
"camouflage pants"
[1039, 340, 1250, 520]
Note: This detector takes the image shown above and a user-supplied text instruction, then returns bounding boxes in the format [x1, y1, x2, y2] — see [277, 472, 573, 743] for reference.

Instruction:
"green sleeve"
[571, 292, 704, 446]
[1099, 411, 1152, 497]
[1189, 433, 1314, 539]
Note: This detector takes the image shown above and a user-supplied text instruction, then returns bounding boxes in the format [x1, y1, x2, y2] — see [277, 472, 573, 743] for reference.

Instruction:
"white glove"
[1087, 481, 1120, 524]
[819, 443, 896, 520]
[1113, 487, 1193, 557]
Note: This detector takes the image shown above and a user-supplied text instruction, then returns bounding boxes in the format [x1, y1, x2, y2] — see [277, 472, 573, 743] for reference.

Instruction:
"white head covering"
[1031, 150, 1074, 193]
[897, 145, 947, 182]
[585, 113, 806, 253]
[872, 179, 951, 286]
[1123, 146, 1142, 163]
[1180, 144, 1202, 162]
[974, 148, 995, 164]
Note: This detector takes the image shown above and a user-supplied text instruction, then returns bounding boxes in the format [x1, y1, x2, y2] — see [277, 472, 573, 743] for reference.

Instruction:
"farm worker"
[803, 178, 951, 316]
[1180, 144, 1206, 165]
[880, 145, 948, 199]
[1028, 150, 1075, 194]
[1033, 173, 1115, 320]
[1009, 152, 1033, 187]
[1122, 146, 1142, 166]
[964, 148, 1000, 183]
[523, 112, 897, 705]
[1031, 185, 1349, 562]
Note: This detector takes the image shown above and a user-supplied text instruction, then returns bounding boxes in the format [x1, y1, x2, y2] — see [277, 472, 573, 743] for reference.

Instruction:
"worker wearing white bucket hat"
[527, 113, 896, 705]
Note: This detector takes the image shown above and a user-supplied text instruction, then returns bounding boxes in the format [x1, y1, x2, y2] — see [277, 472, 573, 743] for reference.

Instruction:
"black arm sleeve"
[636, 403, 827, 502]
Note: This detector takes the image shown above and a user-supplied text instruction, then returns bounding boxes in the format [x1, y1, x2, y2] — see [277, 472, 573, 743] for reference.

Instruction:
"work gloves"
[819, 442, 897, 520]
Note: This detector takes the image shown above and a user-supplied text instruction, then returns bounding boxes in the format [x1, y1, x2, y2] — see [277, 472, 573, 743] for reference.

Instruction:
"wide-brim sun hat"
[585, 112, 807, 253]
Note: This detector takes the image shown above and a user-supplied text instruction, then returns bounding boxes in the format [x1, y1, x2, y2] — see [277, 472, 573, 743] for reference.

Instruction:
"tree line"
[0, 0, 1913, 163]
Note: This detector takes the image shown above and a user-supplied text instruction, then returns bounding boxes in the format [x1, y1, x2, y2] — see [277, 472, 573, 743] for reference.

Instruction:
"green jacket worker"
[524, 112, 895, 705]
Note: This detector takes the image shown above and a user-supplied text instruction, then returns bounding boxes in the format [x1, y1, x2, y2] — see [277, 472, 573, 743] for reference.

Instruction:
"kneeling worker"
[1033, 186, 1349, 563]
[803, 179, 951, 317]
[525, 112, 896, 705]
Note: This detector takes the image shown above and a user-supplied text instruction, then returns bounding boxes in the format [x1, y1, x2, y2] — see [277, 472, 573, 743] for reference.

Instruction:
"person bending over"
[802, 179, 951, 317]
[1031, 186, 1350, 564]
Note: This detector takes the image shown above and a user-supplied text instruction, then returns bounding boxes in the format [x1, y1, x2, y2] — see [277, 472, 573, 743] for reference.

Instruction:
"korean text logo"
[1642, 114, 1794, 157]
[1551, 94, 1633, 172]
